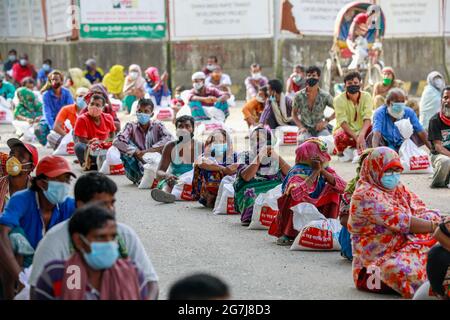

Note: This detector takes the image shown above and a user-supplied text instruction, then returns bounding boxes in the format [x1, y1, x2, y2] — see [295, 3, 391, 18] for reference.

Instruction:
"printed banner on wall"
[79, 0, 166, 39]
[169, 0, 274, 40]
[378, 0, 442, 37]
[46, 0, 73, 40]
[281, 0, 354, 36]
[2, 0, 46, 39]
[0, 1, 9, 38]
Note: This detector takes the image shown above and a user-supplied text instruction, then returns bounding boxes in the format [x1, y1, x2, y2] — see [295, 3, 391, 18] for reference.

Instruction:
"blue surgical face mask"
[8, 55, 16, 62]
[81, 236, 119, 270]
[76, 97, 86, 109]
[212, 143, 227, 155]
[42, 64, 51, 72]
[43, 180, 70, 205]
[391, 102, 405, 114]
[380, 173, 401, 190]
[19, 59, 27, 66]
[136, 112, 151, 125]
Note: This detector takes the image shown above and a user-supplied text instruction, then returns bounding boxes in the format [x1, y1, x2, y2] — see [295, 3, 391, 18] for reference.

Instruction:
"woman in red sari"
[269, 139, 347, 245]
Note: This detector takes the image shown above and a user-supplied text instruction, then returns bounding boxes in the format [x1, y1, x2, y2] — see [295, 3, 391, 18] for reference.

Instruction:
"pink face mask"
[88, 105, 103, 118]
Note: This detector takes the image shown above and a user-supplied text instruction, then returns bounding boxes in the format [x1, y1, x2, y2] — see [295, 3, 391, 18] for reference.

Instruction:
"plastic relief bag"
[213, 175, 238, 215]
[138, 152, 162, 189]
[0, 97, 13, 124]
[171, 169, 194, 201]
[290, 219, 342, 251]
[291, 202, 327, 231]
[248, 185, 282, 230]
[53, 130, 75, 156]
[275, 126, 298, 145]
[395, 119, 433, 174]
[318, 135, 335, 155]
[99, 146, 125, 175]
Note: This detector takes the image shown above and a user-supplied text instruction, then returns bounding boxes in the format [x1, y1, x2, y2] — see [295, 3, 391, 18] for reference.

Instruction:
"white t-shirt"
[29, 221, 158, 287]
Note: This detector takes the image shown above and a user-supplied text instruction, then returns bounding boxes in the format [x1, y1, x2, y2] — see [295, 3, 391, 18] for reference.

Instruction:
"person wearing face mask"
[32, 204, 150, 300]
[286, 64, 306, 97]
[122, 64, 146, 114]
[245, 63, 269, 101]
[12, 77, 43, 105]
[35, 71, 74, 146]
[170, 85, 186, 122]
[0, 155, 76, 300]
[202, 55, 219, 77]
[151, 116, 204, 203]
[292, 66, 335, 145]
[29, 172, 159, 300]
[333, 71, 373, 160]
[348, 147, 442, 298]
[11, 53, 36, 86]
[3, 49, 18, 77]
[74, 94, 116, 170]
[83, 58, 104, 85]
[420, 71, 446, 131]
[0, 139, 38, 212]
[428, 86, 450, 188]
[192, 129, 239, 208]
[234, 127, 291, 226]
[370, 88, 430, 152]
[113, 98, 173, 185]
[0, 71, 16, 103]
[102, 65, 125, 100]
[187, 71, 230, 122]
[372, 67, 404, 109]
[242, 86, 269, 130]
[205, 65, 232, 94]
[36, 59, 53, 90]
[259, 79, 295, 129]
[46, 87, 89, 150]
[144, 67, 171, 107]
[12, 87, 43, 140]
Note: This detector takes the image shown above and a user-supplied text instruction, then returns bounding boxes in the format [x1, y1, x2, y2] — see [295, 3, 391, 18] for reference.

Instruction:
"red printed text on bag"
[299, 226, 333, 249]
[283, 132, 297, 144]
[409, 155, 430, 171]
[66, 142, 75, 155]
[226, 197, 238, 215]
[181, 184, 194, 201]
[110, 164, 125, 175]
[259, 206, 279, 227]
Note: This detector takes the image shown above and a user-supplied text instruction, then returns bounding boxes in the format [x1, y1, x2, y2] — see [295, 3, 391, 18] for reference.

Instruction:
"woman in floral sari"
[192, 129, 239, 208]
[234, 127, 291, 226]
[269, 139, 346, 245]
[348, 146, 442, 298]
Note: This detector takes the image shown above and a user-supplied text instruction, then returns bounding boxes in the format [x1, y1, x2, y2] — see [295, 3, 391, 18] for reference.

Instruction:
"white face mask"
[434, 78, 445, 90]
[130, 71, 138, 80]
[193, 82, 204, 91]
[252, 72, 262, 80]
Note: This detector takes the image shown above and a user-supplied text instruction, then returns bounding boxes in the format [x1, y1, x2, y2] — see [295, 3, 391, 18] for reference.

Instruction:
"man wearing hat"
[0, 155, 76, 299]
[0, 138, 39, 212]
[186, 71, 230, 122]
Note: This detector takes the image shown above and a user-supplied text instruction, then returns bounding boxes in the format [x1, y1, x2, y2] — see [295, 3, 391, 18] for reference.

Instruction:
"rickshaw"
[321, 2, 386, 96]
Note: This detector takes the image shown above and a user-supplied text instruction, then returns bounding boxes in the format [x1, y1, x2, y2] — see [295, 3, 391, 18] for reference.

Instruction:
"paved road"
[1, 103, 449, 300]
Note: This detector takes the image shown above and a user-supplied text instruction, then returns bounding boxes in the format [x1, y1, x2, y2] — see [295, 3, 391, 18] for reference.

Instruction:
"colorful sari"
[269, 139, 346, 239]
[349, 147, 442, 298]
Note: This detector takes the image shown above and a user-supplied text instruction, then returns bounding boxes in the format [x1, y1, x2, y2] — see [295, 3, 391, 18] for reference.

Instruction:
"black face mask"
[347, 85, 360, 94]
[306, 78, 319, 87]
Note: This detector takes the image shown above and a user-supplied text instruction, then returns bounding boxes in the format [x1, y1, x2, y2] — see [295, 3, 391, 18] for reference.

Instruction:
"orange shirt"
[54, 104, 78, 132]
[242, 98, 265, 120]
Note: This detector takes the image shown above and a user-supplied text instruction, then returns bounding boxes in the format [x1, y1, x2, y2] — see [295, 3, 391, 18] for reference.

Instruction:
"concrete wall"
[1, 36, 449, 99]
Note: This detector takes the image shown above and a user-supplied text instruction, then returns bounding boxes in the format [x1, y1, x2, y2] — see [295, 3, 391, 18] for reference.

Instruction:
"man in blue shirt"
[36, 59, 53, 89]
[34, 70, 74, 146]
[370, 88, 431, 152]
[0, 155, 75, 299]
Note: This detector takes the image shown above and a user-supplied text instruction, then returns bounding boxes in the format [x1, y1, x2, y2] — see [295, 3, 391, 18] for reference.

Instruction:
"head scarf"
[68, 68, 92, 97]
[17, 87, 42, 111]
[427, 71, 444, 89]
[103, 65, 125, 95]
[295, 138, 331, 166]
[344, 148, 374, 194]
[145, 67, 160, 83]
[382, 67, 395, 78]
[83, 83, 112, 109]
[123, 64, 146, 94]
[40, 70, 64, 93]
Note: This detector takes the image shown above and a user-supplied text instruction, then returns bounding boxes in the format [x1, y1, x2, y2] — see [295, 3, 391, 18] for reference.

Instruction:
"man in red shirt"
[73, 94, 116, 170]
[11, 54, 36, 86]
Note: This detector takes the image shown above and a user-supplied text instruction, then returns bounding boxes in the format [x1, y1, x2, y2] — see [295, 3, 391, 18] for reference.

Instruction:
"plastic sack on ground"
[14, 266, 32, 300]
[53, 131, 75, 156]
[248, 185, 282, 230]
[99, 146, 125, 175]
[196, 120, 224, 137]
[204, 106, 226, 123]
[0, 97, 13, 124]
[290, 219, 342, 251]
[395, 119, 433, 174]
[171, 169, 195, 201]
[12, 120, 37, 143]
[291, 202, 327, 231]
[138, 152, 162, 189]
[155, 107, 174, 121]
[275, 126, 298, 145]
[213, 175, 238, 215]
[318, 135, 335, 155]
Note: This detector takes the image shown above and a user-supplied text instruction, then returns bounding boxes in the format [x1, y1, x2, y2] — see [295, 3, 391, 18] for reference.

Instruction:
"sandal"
[241, 220, 251, 227]
[151, 189, 176, 203]
[276, 236, 294, 246]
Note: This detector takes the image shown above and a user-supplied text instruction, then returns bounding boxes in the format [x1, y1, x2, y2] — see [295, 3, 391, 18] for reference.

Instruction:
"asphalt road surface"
[1, 102, 449, 300]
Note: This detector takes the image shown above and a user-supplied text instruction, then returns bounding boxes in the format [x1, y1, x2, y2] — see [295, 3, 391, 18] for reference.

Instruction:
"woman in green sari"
[234, 126, 291, 226]
[14, 87, 43, 124]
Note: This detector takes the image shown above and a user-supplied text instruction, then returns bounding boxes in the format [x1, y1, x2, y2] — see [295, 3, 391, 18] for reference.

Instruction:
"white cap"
[192, 71, 206, 81]
[76, 87, 89, 96]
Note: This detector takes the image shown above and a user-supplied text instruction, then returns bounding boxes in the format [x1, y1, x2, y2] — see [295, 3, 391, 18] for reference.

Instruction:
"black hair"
[294, 64, 305, 72]
[268, 79, 283, 94]
[175, 115, 195, 128]
[21, 77, 35, 86]
[175, 85, 186, 92]
[43, 59, 52, 65]
[258, 85, 269, 97]
[8, 49, 17, 55]
[251, 63, 261, 69]
[74, 172, 117, 203]
[426, 245, 450, 297]
[137, 98, 154, 111]
[68, 204, 115, 237]
[306, 66, 321, 77]
[168, 273, 230, 300]
[208, 56, 218, 63]
[30, 174, 48, 192]
[441, 86, 450, 98]
[343, 71, 362, 83]
[90, 93, 106, 106]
